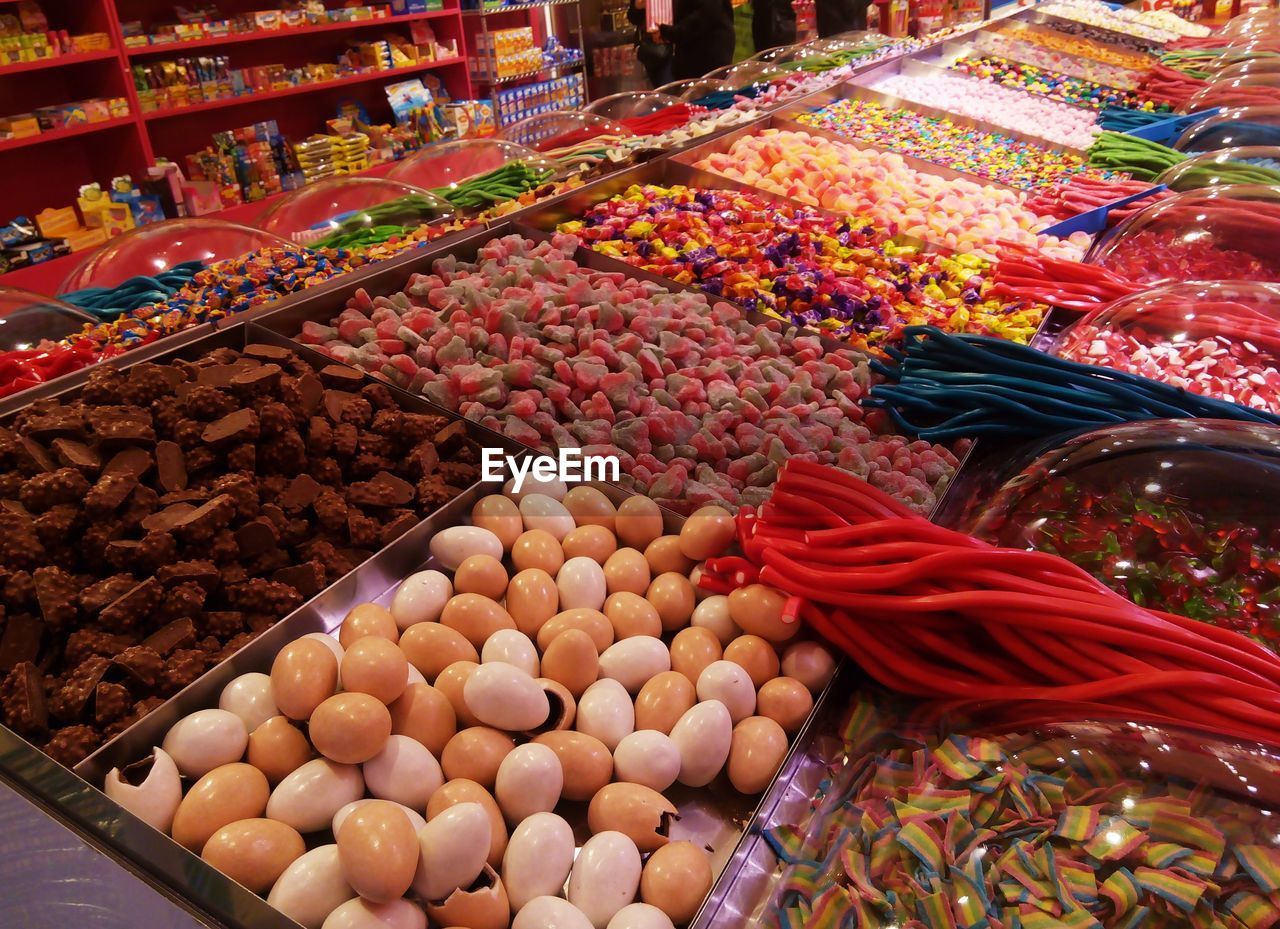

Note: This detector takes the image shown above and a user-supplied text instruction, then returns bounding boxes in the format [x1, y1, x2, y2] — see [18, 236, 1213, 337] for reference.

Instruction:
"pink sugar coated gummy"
[297, 234, 964, 514]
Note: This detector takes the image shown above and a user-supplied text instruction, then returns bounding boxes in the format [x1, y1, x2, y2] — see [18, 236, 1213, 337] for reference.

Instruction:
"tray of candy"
[1010, 6, 1169, 57]
[70, 439, 842, 929]
[961, 28, 1148, 90]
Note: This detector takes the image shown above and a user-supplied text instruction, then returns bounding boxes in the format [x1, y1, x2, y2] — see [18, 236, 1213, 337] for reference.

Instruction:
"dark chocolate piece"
[141, 618, 196, 656]
[201, 409, 258, 445]
[103, 447, 153, 480]
[0, 613, 42, 671]
[280, 474, 321, 510]
[154, 441, 187, 492]
[244, 343, 293, 362]
[51, 439, 101, 475]
[141, 503, 196, 534]
[271, 562, 326, 599]
[320, 365, 365, 390]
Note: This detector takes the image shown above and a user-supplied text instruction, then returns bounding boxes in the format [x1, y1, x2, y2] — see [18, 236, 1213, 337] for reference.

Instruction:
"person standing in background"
[659, 0, 736, 80]
[814, 0, 865, 36]
[628, 0, 673, 87]
[752, 0, 797, 52]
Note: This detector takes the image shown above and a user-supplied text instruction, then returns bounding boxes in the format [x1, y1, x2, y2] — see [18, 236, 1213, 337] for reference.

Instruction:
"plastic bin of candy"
[257, 177, 455, 247]
[967, 29, 1147, 90]
[1175, 105, 1280, 151]
[1184, 75, 1280, 114]
[0, 286, 97, 350]
[1156, 145, 1280, 190]
[1085, 184, 1280, 284]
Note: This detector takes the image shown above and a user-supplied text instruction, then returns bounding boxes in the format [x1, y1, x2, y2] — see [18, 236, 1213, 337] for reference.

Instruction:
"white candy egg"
[568, 831, 642, 929]
[464, 662, 549, 732]
[481, 629, 541, 677]
[430, 526, 503, 571]
[321, 898, 427, 929]
[495, 742, 563, 824]
[504, 474, 568, 501]
[103, 747, 182, 833]
[696, 660, 756, 723]
[575, 679, 635, 751]
[557, 556, 607, 611]
[612, 731, 681, 792]
[691, 595, 738, 646]
[218, 672, 279, 732]
[391, 570, 454, 629]
[502, 812, 576, 910]
[162, 709, 248, 778]
[513, 896, 595, 929]
[362, 735, 444, 809]
[669, 700, 732, 788]
[598, 637, 670, 694]
[413, 801, 491, 901]
[519, 494, 575, 540]
[332, 799, 427, 836]
[607, 903, 677, 929]
[266, 759, 364, 833]
[267, 845, 356, 929]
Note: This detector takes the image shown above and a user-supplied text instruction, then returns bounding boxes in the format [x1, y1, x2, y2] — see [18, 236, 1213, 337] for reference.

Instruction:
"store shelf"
[462, 0, 580, 16]
[0, 49, 118, 76]
[124, 11, 458, 57]
[142, 58, 466, 122]
[0, 116, 135, 154]
[474, 57, 584, 85]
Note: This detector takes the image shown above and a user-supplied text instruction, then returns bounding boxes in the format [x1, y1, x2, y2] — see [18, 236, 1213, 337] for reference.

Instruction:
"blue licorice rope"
[61, 260, 206, 319]
[866, 325, 1280, 442]
[1098, 107, 1169, 132]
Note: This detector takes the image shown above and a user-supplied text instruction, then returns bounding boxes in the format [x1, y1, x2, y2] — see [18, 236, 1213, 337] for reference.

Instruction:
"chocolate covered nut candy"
[0, 345, 478, 766]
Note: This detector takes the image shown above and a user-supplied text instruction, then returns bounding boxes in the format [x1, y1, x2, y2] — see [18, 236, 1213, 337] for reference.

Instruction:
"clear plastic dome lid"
[58, 219, 291, 294]
[803, 32, 888, 53]
[1157, 145, 1280, 190]
[1220, 8, 1280, 38]
[704, 60, 789, 88]
[582, 91, 681, 121]
[964, 419, 1280, 644]
[745, 44, 795, 62]
[256, 177, 452, 244]
[499, 111, 636, 152]
[1184, 74, 1280, 113]
[656, 78, 735, 101]
[0, 287, 95, 351]
[1051, 280, 1280, 412]
[387, 139, 559, 188]
[1210, 56, 1280, 82]
[1085, 185, 1280, 284]
[1176, 105, 1280, 151]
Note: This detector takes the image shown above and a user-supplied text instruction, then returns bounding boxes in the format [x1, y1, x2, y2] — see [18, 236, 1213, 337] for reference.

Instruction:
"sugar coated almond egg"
[337, 799, 419, 902]
[755, 677, 813, 734]
[603, 592, 661, 640]
[606, 903, 676, 929]
[575, 678, 634, 751]
[513, 897, 594, 929]
[441, 727, 516, 789]
[267, 845, 355, 929]
[503, 813, 576, 911]
[219, 672, 278, 732]
[322, 898, 426, 929]
[310, 693, 392, 765]
[558, 556, 607, 611]
[520, 494, 575, 540]
[363, 734, 444, 809]
[202, 817, 304, 894]
[505, 568, 559, 637]
[172, 762, 269, 851]
[390, 570, 453, 629]
[333, 799, 426, 836]
[639, 842, 712, 926]
[540, 629, 599, 698]
[532, 731, 613, 801]
[690, 595, 737, 646]
[723, 635, 780, 689]
[162, 709, 248, 779]
[495, 742, 563, 824]
[266, 759, 364, 834]
[669, 627, 722, 685]
[603, 549, 651, 597]
[669, 701, 731, 788]
[646, 573, 695, 633]
[472, 495, 523, 550]
[537, 608, 614, 654]
[427, 779, 508, 869]
[643, 537, 694, 576]
[781, 641, 837, 693]
[563, 486, 617, 530]
[399, 623, 478, 683]
[587, 783, 677, 853]
[727, 585, 796, 644]
[247, 716, 312, 785]
[568, 831, 642, 929]
[633, 672, 695, 735]
[455, 554, 509, 600]
[440, 594, 517, 650]
[413, 801, 491, 902]
[465, 662, 549, 732]
[562, 524, 618, 564]
[481, 628, 540, 677]
[271, 640, 339, 722]
[677, 509, 735, 561]
[598, 637, 670, 695]
[696, 661, 756, 724]
[727, 716, 789, 795]
[435, 660, 481, 728]
[341, 636, 409, 705]
[430, 525, 503, 571]
[339, 603, 399, 648]
[616, 496, 664, 550]
[512, 529, 565, 575]
[612, 730, 681, 793]
[388, 683, 456, 756]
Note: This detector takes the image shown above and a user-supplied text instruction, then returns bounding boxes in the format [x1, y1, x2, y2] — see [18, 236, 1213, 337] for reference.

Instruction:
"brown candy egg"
[604, 592, 662, 640]
[435, 660, 481, 728]
[399, 622, 478, 682]
[643, 536, 695, 576]
[727, 716, 789, 795]
[603, 548, 651, 597]
[337, 799, 419, 903]
[678, 508, 736, 561]
[172, 763, 270, 851]
[340, 636, 408, 705]
[426, 865, 510, 929]
[441, 727, 516, 789]
[532, 731, 612, 801]
[587, 783, 677, 853]
[536, 678, 577, 732]
[561, 525, 617, 565]
[455, 555, 510, 600]
[472, 495, 523, 550]
[756, 677, 813, 734]
[441, 594, 517, 650]
[536, 608, 614, 654]
[634, 671, 696, 735]
[246, 716, 312, 785]
[540, 629, 599, 698]
[270, 639, 338, 721]
[389, 682, 456, 756]
[646, 572, 696, 632]
[427, 779, 508, 869]
[616, 496, 664, 550]
[201, 818, 304, 893]
[727, 584, 797, 643]
[512, 529, 564, 575]
[562, 486, 618, 531]
[339, 603, 399, 648]
[640, 841, 713, 926]
[670, 627, 723, 685]
[309, 693, 392, 765]
[724, 635, 780, 689]
[505, 568, 559, 638]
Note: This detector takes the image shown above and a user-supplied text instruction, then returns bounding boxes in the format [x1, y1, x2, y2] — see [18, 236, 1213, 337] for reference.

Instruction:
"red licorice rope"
[701, 459, 1280, 745]
[1025, 176, 1171, 222]
[991, 241, 1145, 309]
